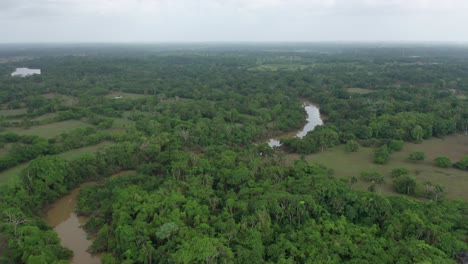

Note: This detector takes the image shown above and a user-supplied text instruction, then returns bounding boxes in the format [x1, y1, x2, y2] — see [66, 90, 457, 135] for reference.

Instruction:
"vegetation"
[434, 156, 452, 168]
[409, 151, 426, 161]
[0, 44, 467, 263]
[374, 145, 390, 164]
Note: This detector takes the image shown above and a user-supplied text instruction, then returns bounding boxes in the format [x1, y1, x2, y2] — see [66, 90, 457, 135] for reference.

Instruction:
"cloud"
[1, 0, 468, 42]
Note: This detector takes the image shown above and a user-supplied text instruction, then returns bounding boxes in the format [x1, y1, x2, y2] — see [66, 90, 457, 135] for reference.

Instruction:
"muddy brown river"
[46, 182, 100, 264]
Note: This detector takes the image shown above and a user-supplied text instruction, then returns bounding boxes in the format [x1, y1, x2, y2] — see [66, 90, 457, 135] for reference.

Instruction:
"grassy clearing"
[59, 141, 113, 160]
[107, 92, 152, 100]
[31, 112, 59, 121]
[0, 108, 27, 116]
[0, 141, 114, 185]
[1, 120, 91, 139]
[249, 64, 309, 71]
[286, 134, 468, 200]
[347, 88, 375, 94]
[43, 93, 79, 106]
[0, 163, 28, 185]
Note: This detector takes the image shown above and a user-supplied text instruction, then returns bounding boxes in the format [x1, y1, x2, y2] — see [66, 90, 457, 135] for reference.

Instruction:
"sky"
[1, 0, 468, 43]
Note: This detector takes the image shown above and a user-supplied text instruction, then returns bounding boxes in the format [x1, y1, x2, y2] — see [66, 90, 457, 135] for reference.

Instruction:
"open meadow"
[0, 120, 91, 139]
[287, 134, 468, 200]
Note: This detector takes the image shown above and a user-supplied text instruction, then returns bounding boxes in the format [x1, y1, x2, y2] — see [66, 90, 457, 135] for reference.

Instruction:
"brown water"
[46, 183, 100, 264]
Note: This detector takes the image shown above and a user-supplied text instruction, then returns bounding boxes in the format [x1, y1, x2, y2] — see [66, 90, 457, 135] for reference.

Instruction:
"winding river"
[268, 103, 323, 147]
[46, 170, 135, 263]
[44, 104, 322, 263]
[46, 183, 100, 264]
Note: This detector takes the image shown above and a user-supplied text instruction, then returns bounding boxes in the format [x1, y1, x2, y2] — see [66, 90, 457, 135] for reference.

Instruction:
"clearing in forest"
[287, 134, 468, 200]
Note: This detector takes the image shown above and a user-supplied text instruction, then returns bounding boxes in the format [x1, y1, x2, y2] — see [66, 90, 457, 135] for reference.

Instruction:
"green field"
[287, 134, 468, 200]
[58, 141, 113, 160]
[0, 163, 28, 185]
[0, 108, 27, 116]
[1, 120, 91, 139]
[249, 64, 309, 71]
[42, 93, 79, 106]
[346, 88, 375, 94]
[107, 92, 152, 99]
[0, 141, 114, 185]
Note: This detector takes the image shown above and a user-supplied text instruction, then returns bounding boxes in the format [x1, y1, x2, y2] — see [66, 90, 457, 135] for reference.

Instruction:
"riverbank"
[45, 170, 137, 263]
[268, 102, 323, 147]
[46, 182, 100, 264]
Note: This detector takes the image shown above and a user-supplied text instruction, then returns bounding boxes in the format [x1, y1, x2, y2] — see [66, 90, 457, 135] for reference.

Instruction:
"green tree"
[454, 156, 468, 170]
[434, 156, 452, 168]
[393, 176, 417, 195]
[391, 167, 410, 178]
[374, 145, 390, 164]
[409, 151, 426, 161]
[411, 125, 424, 142]
[345, 140, 359, 152]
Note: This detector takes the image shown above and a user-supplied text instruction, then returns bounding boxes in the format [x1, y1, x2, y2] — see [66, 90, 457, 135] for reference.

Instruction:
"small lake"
[268, 103, 323, 147]
[46, 183, 100, 264]
[11, 68, 41, 77]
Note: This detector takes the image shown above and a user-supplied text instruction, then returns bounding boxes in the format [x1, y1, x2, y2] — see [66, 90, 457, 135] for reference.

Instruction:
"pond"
[268, 103, 323, 147]
[11, 68, 41, 77]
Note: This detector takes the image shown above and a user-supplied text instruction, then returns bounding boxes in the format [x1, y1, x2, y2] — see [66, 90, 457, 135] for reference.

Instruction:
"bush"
[434, 156, 452, 168]
[454, 156, 468, 170]
[409, 151, 425, 161]
[345, 140, 359, 152]
[374, 145, 390, 164]
[391, 167, 410, 178]
[393, 175, 416, 195]
[360, 171, 384, 183]
[388, 140, 404, 152]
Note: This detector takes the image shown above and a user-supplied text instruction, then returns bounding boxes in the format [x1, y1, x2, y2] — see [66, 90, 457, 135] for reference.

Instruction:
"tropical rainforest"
[0, 43, 467, 263]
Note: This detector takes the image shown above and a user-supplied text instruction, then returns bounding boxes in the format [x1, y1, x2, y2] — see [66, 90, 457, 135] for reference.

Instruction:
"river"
[44, 103, 321, 262]
[46, 170, 136, 263]
[268, 103, 323, 147]
[46, 183, 100, 264]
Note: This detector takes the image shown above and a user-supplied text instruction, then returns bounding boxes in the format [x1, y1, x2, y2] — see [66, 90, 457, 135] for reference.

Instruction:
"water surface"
[11, 68, 41, 77]
[46, 183, 100, 264]
[268, 103, 323, 147]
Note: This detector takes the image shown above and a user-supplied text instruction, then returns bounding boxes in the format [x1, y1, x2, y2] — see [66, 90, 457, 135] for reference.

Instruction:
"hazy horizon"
[2, 0, 468, 43]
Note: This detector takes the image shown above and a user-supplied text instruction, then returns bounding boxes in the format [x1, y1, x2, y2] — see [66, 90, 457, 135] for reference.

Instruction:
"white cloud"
[1, 0, 468, 42]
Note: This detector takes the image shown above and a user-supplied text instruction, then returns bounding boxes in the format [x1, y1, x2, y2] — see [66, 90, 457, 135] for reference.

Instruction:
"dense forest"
[0, 44, 467, 263]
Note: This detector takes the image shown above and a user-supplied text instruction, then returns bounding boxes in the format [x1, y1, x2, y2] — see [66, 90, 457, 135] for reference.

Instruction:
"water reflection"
[268, 103, 323, 147]
[11, 68, 41, 77]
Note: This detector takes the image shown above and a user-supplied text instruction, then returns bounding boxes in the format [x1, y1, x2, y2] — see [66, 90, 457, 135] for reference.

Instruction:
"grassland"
[286, 134, 468, 200]
[347, 88, 375, 94]
[42, 93, 79, 106]
[0, 108, 27, 116]
[107, 92, 152, 99]
[0, 141, 114, 185]
[0, 120, 91, 139]
[249, 64, 309, 71]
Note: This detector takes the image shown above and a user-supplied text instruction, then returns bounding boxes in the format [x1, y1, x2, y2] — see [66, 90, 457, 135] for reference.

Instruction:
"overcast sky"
[2, 0, 468, 43]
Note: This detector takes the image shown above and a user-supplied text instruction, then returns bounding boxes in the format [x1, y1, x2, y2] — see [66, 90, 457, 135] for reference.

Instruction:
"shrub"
[374, 145, 390, 164]
[388, 140, 404, 152]
[391, 167, 410, 178]
[454, 156, 468, 170]
[434, 156, 452, 168]
[409, 151, 425, 161]
[360, 171, 384, 184]
[345, 140, 359, 152]
[393, 175, 416, 195]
